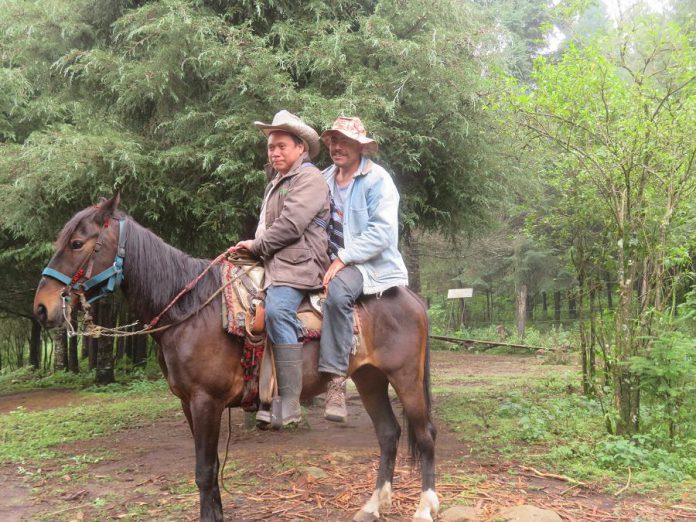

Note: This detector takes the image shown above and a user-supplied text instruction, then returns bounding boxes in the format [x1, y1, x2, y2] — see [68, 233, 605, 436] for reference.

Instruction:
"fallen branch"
[614, 467, 631, 496]
[559, 483, 582, 496]
[430, 334, 547, 351]
[45, 503, 92, 517]
[518, 465, 586, 485]
[671, 504, 696, 512]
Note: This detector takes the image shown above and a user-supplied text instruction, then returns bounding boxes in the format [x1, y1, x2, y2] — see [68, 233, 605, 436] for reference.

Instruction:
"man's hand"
[234, 240, 254, 252]
[323, 257, 346, 292]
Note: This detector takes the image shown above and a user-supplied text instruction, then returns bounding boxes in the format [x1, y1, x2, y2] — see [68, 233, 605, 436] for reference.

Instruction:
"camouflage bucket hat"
[320, 116, 378, 154]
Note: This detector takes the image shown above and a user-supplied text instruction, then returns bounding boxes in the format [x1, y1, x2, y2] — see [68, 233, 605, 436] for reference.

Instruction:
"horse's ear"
[95, 193, 121, 220]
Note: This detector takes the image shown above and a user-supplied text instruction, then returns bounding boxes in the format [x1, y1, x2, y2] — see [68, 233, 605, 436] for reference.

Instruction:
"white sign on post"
[447, 288, 473, 299]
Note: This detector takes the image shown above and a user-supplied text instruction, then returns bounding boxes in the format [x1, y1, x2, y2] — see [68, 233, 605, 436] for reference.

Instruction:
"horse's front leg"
[190, 395, 225, 522]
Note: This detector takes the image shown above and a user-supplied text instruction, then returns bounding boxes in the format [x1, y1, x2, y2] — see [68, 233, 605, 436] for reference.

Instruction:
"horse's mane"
[57, 205, 222, 323]
[123, 218, 222, 323]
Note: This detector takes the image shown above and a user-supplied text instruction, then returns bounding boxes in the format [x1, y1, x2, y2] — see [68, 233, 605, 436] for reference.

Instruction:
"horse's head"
[34, 194, 125, 328]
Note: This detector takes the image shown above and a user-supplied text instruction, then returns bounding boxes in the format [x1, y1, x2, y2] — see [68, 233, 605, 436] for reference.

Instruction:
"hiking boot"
[324, 375, 347, 423]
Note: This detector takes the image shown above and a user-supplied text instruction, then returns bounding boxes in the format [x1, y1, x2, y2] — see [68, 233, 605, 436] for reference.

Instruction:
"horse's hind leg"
[390, 376, 438, 522]
[190, 395, 225, 522]
[351, 366, 400, 522]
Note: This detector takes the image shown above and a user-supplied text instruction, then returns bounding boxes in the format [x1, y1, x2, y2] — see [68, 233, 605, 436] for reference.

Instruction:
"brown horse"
[33, 195, 438, 522]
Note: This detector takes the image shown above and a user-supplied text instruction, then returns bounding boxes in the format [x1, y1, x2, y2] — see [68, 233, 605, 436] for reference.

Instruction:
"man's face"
[328, 134, 362, 173]
[267, 131, 305, 174]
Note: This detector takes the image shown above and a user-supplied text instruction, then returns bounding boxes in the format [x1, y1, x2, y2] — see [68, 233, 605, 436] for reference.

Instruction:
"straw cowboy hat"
[254, 110, 320, 159]
[320, 116, 378, 154]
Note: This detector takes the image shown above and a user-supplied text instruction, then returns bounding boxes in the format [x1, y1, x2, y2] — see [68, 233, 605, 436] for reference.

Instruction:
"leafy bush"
[629, 290, 696, 441]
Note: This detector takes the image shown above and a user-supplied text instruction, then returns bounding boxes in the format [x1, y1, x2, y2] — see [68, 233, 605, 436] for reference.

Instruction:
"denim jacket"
[323, 158, 408, 295]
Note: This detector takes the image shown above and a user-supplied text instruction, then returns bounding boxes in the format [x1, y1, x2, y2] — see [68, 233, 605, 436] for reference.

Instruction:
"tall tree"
[508, 13, 696, 434]
[1, 0, 507, 321]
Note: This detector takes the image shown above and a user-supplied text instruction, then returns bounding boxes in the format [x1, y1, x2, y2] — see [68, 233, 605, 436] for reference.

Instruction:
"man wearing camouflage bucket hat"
[318, 116, 409, 423]
[235, 110, 330, 427]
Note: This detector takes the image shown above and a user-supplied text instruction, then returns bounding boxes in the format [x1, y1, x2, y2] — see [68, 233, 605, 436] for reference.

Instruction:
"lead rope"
[220, 407, 234, 496]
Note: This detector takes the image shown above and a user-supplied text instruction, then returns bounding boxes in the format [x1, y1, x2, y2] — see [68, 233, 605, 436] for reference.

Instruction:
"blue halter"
[42, 218, 127, 304]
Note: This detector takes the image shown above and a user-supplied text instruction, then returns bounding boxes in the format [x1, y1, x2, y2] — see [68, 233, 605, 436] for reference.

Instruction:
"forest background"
[0, 0, 694, 494]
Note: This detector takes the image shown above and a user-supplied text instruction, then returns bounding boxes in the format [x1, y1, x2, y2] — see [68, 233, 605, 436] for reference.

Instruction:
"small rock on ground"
[498, 505, 563, 522]
[440, 504, 483, 521]
[299, 466, 327, 479]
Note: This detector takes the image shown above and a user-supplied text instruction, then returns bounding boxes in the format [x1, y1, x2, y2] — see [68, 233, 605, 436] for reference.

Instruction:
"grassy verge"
[0, 379, 178, 464]
[433, 355, 696, 501]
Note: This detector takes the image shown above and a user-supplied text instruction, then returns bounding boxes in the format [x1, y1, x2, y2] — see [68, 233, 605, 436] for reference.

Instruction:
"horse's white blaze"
[412, 489, 439, 522]
[360, 482, 392, 517]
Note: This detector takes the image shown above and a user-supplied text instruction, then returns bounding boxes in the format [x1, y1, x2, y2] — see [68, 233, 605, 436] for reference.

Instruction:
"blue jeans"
[265, 285, 305, 345]
[318, 266, 363, 376]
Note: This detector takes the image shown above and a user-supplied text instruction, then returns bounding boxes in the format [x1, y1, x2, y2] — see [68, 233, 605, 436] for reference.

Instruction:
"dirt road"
[0, 353, 690, 521]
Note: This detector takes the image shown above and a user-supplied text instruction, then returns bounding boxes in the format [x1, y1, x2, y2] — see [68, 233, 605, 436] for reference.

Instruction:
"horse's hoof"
[353, 509, 380, 522]
[255, 420, 271, 431]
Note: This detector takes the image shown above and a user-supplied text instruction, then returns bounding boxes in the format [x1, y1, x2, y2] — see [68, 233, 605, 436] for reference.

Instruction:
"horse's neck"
[122, 221, 213, 323]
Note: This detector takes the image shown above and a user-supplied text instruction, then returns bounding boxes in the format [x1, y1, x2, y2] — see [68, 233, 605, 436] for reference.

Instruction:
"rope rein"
[68, 250, 259, 338]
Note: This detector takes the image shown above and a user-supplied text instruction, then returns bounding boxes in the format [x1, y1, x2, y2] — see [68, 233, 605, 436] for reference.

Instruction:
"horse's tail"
[407, 293, 434, 467]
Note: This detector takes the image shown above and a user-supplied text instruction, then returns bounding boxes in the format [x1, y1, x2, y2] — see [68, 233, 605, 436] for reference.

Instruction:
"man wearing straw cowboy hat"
[319, 116, 408, 423]
[235, 110, 330, 427]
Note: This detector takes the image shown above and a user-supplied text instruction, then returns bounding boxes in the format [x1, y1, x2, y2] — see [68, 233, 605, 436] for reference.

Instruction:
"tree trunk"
[613, 242, 640, 436]
[94, 301, 115, 384]
[568, 291, 577, 319]
[516, 284, 527, 338]
[605, 271, 613, 309]
[402, 230, 421, 296]
[554, 291, 561, 323]
[542, 291, 548, 320]
[68, 326, 79, 373]
[29, 318, 42, 370]
[87, 336, 96, 370]
[588, 284, 597, 385]
[577, 266, 589, 396]
[526, 291, 534, 320]
[486, 289, 492, 323]
[133, 334, 148, 366]
[116, 335, 126, 361]
[53, 326, 68, 372]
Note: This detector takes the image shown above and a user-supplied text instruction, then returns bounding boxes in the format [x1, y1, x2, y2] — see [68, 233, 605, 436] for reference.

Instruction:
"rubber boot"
[272, 343, 303, 427]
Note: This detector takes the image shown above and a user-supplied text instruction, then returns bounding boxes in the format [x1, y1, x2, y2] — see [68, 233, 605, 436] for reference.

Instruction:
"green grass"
[0, 379, 177, 464]
[435, 366, 696, 498]
[0, 366, 96, 393]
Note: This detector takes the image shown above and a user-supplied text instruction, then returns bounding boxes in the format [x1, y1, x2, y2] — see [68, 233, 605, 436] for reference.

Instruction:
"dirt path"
[0, 353, 692, 521]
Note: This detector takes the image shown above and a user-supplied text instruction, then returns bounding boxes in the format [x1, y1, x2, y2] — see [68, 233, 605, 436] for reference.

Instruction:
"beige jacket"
[250, 154, 330, 290]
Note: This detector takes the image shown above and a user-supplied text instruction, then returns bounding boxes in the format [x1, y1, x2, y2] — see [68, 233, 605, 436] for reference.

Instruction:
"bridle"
[41, 217, 127, 306]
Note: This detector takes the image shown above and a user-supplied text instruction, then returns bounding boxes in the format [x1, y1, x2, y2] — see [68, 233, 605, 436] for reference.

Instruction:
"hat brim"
[255, 121, 321, 159]
[320, 129, 378, 154]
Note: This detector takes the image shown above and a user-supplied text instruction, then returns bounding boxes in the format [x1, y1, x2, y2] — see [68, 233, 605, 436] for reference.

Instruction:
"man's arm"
[337, 174, 399, 265]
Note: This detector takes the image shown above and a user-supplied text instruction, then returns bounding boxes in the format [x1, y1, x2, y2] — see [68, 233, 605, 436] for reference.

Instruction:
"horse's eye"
[70, 240, 84, 250]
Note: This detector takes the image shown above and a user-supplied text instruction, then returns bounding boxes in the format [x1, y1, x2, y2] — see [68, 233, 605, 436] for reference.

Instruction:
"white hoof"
[413, 489, 439, 522]
[353, 510, 379, 522]
[354, 482, 392, 521]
